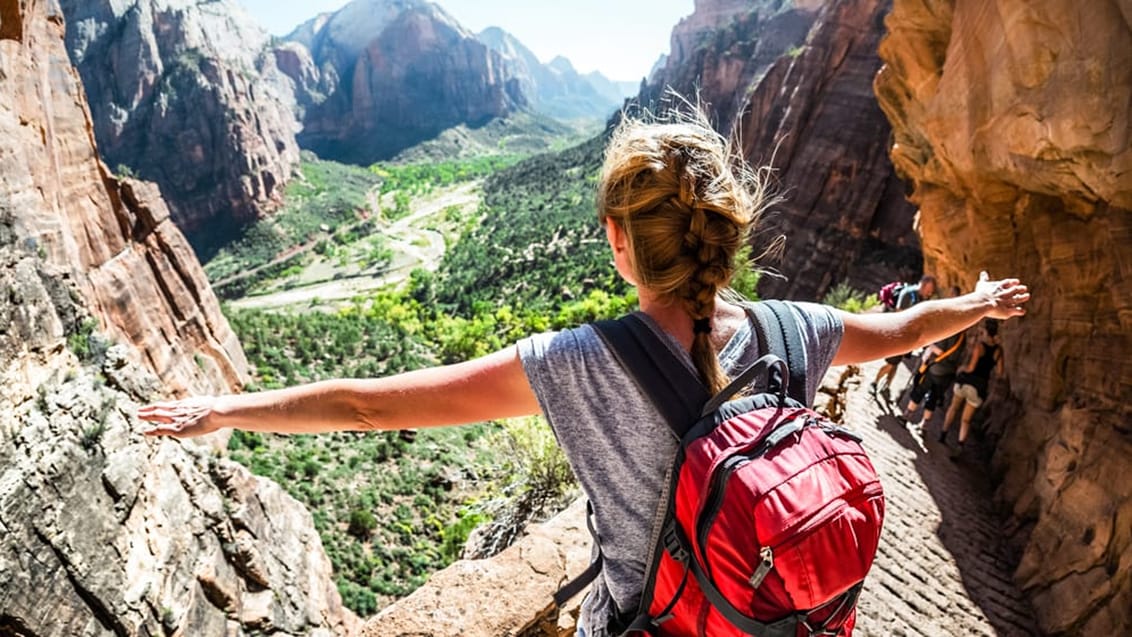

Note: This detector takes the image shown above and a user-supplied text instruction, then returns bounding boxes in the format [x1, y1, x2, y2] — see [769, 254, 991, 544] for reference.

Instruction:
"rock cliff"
[0, 0, 355, 633]
[284, 0, 527, 165]
[58, 0, 301, 254]
[641, 0, 920, 301]
[874, 0, 1132, 633]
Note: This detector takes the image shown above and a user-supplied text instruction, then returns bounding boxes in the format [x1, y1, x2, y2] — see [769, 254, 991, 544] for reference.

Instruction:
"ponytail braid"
[598, 108, 769, 395]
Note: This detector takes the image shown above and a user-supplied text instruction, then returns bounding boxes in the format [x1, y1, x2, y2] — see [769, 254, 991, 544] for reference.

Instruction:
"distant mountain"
[477, 27, 633, 120]
[582, 71, 641, 108]
[58, 0, 301, 254]
[279, 0, 527, 165]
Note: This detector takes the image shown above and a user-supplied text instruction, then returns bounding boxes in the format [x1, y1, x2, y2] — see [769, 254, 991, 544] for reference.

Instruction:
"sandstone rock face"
[0, 1, 355, 633]
[875, 0, 1132, 633]
[284, 0, 527, 164]
[2, 0, 247, 397]
[477, 27, 626, 120]
[58, 0, 301, 253]
[643, 0, 921, 301]
[360, 499, 591, 637]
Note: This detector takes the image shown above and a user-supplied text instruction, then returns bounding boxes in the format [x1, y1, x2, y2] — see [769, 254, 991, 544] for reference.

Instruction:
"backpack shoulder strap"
[555, 316, 709, 611]
[748, 300, 808, 406]
[592, 314, 709, 440]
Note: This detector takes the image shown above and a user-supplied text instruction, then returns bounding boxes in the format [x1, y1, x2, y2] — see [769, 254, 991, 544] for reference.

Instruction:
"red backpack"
[877, 281, 905, 310]
[555, 301, 885, 636]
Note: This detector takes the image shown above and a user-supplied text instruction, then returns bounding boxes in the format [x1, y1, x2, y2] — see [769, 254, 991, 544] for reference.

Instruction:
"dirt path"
[830, 360, 1039, 635]
[228, 182, 479, 311]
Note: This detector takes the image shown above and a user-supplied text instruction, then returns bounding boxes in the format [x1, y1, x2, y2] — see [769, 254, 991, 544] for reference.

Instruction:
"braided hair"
[597, 111, 769, 393]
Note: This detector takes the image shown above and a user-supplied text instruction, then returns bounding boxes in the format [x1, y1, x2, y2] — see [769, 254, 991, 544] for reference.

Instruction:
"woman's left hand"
[137, 396, 222, 438]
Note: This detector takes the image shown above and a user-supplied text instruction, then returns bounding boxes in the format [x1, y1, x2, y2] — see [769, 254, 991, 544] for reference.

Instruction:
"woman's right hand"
[137, 396, 222, 438]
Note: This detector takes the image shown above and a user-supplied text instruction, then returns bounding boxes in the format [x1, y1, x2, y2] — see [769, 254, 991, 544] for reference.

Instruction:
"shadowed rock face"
[0, 1, 355, 634]
[285, 0, 527, 165]
[875, 0, 1132, 633]
[58, 0, 301, 255]
[642, 0, 921, 301]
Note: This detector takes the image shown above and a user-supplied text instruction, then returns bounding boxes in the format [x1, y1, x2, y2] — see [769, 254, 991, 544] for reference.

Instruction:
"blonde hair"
[597, 109, 770, 393]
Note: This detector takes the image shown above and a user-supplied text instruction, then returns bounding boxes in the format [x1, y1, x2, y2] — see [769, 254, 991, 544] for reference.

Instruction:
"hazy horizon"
[235, 0, 691, 81]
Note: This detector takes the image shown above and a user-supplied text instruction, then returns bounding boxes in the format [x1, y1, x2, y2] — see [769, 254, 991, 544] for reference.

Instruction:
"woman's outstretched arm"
[832, 272, 1030, 366]
[138, 346, 540, 438]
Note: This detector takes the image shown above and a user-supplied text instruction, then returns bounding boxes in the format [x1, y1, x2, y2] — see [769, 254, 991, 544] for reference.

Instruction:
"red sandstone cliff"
[0, 1, 355, 633]
[875, 0, 1132, 632]
[642, 0, 921, 301]
[58, 0, 301, 253]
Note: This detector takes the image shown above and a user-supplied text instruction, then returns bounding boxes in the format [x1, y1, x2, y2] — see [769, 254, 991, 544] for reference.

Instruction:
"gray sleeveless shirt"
[517, 301, 843, 635]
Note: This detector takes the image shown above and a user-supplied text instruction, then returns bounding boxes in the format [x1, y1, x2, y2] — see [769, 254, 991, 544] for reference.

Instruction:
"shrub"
[347, 507, 378, 540]
[822, 282, 879, 314]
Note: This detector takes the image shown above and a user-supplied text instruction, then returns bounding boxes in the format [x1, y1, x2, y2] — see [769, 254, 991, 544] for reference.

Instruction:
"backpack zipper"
[748, 546, 774, 589]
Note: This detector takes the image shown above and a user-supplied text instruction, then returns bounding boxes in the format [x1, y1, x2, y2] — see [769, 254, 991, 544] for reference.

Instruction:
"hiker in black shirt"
[902, 309, 966, 426]
[940, 319, 1004, 457]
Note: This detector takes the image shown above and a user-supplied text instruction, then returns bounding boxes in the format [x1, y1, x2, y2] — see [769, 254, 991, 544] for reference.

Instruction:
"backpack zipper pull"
[749, 546, 774, 589]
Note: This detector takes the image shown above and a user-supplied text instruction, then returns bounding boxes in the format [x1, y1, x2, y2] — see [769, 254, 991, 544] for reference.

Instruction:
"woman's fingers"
[137, 397, 216, 438]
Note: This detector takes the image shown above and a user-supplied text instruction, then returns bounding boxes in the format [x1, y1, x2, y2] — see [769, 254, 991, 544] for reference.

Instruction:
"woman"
[139, 112, 1030, 636]
[940, 318, 1005, 459]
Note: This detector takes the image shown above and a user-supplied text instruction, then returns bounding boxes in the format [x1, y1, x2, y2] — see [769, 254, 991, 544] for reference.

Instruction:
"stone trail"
[847, 361, 1041, 636]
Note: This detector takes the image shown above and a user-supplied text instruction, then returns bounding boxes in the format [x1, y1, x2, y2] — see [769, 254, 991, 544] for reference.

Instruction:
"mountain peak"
[287, 0, 466, 58]
[547, 56, 576, 75]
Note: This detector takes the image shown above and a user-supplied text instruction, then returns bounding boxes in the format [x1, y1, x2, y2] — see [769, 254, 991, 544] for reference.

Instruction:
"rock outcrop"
[874, 0, 1132, 633]
[284, 0, 527, 165]
[642, 0, 921, 301]
[0, 1, 355, 633]
[58, 0, 301, 254]
[477, 27, 628, 120]
[360, 499, 591, 637]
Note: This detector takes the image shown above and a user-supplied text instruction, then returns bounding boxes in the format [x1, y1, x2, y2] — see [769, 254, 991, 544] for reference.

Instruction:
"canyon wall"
[0, 0, 355, 633]
[875, 0, 1132, 632]
[285, 0, 527, 165]
[58, 0, 301, 254]
[641, 0, 920, 302]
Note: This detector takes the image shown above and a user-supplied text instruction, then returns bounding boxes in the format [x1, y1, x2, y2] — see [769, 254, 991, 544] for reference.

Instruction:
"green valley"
[207, 136, 643, 614]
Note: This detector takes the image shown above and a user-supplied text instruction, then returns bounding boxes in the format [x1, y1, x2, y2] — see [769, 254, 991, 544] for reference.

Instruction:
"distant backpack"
[878, 281, 906, 310]
[555, 301, 885, 636]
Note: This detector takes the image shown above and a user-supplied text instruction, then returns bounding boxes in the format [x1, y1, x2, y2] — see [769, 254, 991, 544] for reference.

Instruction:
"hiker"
[940, 318, 1005, 458]
[902, 286, 966, 425]
[870, 274, 937, 400]
[138, 110, 1030, 637]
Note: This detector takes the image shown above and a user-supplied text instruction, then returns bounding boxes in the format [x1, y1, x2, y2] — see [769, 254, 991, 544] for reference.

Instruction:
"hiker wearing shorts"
[941, 319, 1004, 458]
[138, 109, 1032, 637]
[870, 274, 937, 400]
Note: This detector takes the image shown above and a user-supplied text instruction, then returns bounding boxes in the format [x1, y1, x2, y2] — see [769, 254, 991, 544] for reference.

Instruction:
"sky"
[236, 0, 693, 81]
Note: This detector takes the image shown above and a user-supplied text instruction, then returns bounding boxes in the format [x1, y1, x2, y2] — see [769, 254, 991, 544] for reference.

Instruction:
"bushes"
[435, 136, 629, 313]
[822, 282, 879, 313]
